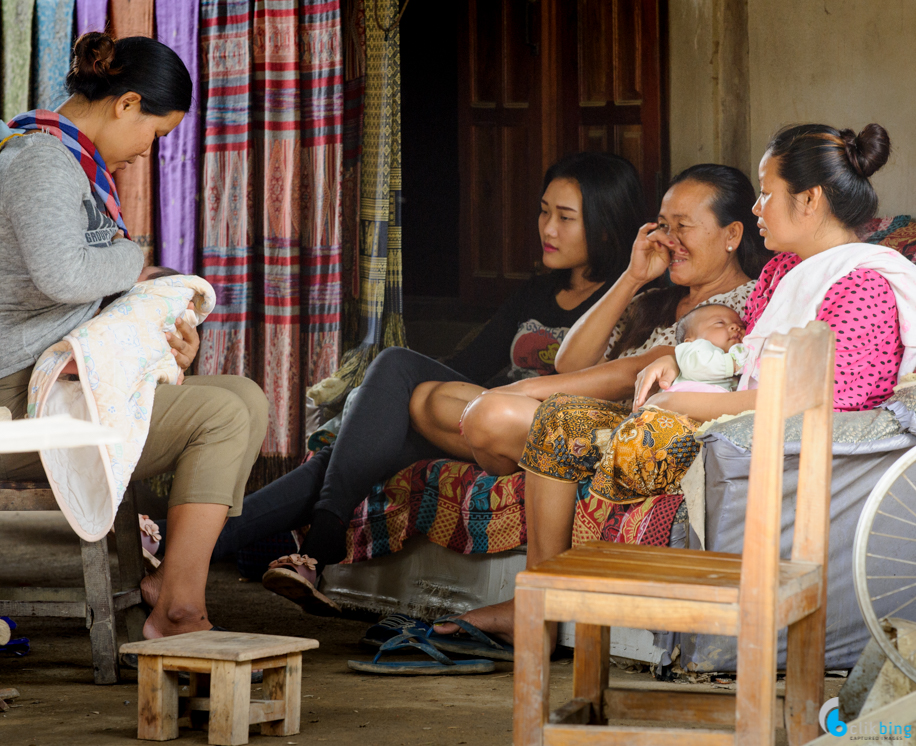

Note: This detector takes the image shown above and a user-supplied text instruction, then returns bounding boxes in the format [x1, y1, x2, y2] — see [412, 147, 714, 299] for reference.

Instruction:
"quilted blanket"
[28, 275, 215, 541]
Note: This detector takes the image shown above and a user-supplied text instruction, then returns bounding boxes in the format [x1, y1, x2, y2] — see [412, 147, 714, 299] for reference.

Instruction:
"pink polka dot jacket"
[743, 251, 904, 411]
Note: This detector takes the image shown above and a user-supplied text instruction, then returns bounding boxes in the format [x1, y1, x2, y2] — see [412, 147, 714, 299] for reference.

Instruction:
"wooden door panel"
[459, 0, 666, 307]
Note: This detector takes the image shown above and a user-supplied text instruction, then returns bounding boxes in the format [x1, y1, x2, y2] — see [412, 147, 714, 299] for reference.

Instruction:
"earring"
[726, 245, 734, 253]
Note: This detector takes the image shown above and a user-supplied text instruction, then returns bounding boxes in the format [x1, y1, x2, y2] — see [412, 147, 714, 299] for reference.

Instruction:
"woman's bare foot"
[433, 599, 516, 646]
[142, 603, 213, 639]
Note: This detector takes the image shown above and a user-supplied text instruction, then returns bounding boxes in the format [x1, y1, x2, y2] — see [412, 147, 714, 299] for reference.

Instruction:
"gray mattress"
[668, 390, 916, 671]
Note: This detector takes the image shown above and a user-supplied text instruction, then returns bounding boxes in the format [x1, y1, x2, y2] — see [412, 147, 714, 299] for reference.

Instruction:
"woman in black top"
[194, 152, 648, 598]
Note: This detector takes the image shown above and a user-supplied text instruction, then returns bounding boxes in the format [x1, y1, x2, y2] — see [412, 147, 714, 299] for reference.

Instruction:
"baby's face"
[687, 306, 746, 352]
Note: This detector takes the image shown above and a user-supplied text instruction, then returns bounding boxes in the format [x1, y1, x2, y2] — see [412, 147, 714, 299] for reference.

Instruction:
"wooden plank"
[208, 660, 252, 746]
[0, 588, 86, 602]
[542, 590, 739, 636]
[777, 579, 821, 629]
[138, 655, 179, 741]
[112, 589, 143, 613]
[604, 687, 742, 726]
[80, 535, 119, 685]
[542, 723, 734, 745]
[0, 488, 57, 511]
[261, 653, 301, 736]
[514, 587, 550, 746]
[549, 698, 592, 725]
[120, 630, 319, 661]
[573, 624, 608, 722]
[0, 600, 85, 617]
[250, 699, 287, 725]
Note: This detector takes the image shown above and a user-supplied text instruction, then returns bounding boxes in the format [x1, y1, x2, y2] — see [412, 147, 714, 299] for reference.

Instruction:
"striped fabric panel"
[251, 0, 302, 457]
[300, 0, 343, 384]
[198, 0, 253, 381]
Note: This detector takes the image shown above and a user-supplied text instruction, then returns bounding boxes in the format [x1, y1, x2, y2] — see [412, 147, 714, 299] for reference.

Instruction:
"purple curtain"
[75, 0, 106, 35]
[155, 0, 199, 273]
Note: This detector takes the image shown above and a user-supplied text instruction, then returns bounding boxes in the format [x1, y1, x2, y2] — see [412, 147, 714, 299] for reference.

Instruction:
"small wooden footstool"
[120, 630, 318, 745]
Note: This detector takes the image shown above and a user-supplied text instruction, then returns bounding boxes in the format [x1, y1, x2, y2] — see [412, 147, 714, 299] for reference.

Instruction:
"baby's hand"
[633, 355, 680, 411]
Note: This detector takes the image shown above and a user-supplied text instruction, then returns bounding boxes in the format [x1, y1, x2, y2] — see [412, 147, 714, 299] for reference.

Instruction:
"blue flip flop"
[347, 632, 495, 675]
[360, 614, 432, 647]
[427, 614, 515, 662]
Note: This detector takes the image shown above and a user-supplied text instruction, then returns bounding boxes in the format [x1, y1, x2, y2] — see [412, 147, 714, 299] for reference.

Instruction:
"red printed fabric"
[743, 252, 903, 411]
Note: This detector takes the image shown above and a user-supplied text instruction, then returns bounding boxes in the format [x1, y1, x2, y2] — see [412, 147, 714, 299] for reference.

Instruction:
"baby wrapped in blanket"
[666, 303, 749, 395]
[27, 272, 216, 541]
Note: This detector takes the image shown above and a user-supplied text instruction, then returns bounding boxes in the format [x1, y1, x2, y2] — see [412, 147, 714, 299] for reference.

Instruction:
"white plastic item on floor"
[320, 535, 665, 664]
[0, 414, 121, 454]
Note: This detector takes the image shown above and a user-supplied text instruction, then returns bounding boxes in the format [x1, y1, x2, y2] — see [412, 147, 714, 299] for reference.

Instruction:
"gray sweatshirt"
[0, 133, 145, 379]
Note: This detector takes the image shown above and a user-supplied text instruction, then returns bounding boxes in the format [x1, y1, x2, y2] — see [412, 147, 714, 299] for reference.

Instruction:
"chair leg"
[80, 536, 119, 685]
[735, 613, 778, 746]
[261, 653, 301, 736]
[573, 623, 609, 723]
[113, 486, 147, 642]
[785, 607, 826, 745]
[514, 586, 550, 746]
[209, 660, 252, 746]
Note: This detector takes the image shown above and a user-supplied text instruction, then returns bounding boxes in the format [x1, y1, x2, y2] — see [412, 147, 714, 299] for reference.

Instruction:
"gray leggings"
[212, 347, 472, 558]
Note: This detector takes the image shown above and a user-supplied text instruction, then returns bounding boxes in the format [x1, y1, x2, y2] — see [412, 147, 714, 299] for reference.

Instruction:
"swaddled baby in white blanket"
[28, 271, 216, 541]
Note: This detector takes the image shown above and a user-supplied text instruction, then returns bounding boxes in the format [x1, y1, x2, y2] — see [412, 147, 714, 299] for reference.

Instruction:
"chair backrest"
[740, 320, 835, 602]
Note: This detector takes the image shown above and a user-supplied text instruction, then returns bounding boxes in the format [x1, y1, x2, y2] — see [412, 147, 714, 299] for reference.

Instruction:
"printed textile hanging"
[198, 0, 344, 482]
[110, 0, 156, 260]
[156, 0, 200, 274]
[2, 0, 35, 122]
[33, 0, 77, 110]
[331, 0, 405, 391]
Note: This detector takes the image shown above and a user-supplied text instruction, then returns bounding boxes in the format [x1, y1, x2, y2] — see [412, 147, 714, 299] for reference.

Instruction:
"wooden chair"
[513, 321, 835, 746]
[0, 481, 147, 684]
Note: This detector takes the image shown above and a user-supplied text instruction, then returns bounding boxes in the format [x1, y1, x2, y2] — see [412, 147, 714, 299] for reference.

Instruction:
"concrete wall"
[669, 0, 916, 217]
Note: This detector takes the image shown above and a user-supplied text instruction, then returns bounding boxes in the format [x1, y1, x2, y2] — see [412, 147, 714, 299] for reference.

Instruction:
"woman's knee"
[462, 393, 515, 450]
[408, 380, 439, 425]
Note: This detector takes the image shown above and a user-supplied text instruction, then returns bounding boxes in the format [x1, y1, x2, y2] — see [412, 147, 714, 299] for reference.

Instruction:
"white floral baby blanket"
[27, 276, 216, 541]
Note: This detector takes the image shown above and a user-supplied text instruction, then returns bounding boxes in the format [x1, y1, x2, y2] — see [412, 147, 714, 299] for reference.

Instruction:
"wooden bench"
[120, 630, 319, 745]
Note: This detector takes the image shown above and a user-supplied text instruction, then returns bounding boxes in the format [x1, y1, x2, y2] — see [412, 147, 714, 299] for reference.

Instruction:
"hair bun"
[840, 123, 890, 179]
[71, 32, 120, 82]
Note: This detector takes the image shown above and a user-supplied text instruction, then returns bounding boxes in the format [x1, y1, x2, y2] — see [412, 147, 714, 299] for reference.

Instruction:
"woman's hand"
[624, 222, 675, 286]
[632, 354, 680, 410]
[166, 304, 200, 371]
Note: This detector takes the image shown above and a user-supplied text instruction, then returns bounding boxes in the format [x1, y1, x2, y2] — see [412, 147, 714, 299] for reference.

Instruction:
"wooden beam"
[549, 698, 592, 726]
[543, 723, 734, 746]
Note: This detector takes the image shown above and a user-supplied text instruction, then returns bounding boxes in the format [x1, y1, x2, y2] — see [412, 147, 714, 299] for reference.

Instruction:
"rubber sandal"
[360, 614, 431, 647]
[427, 614, 515, 662]
[262, 554, 341, 616]
[347, 632, 495, 675]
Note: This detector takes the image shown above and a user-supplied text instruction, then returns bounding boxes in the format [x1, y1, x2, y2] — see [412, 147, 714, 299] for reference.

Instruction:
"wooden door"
[458, 0, 666, 307]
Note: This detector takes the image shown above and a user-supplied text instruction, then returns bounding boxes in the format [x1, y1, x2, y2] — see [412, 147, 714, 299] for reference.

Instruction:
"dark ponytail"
[766, 123, 890, 230]
[67, 33, 192, 116]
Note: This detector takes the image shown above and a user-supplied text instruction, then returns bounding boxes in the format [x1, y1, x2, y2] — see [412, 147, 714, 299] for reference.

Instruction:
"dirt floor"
[0, 512, 844, 745]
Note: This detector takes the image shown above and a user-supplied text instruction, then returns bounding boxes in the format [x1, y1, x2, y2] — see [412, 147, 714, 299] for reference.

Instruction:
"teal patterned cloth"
[33, 0, 76, 110]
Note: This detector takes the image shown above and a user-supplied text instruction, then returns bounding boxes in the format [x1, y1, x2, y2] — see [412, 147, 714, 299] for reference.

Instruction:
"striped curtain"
[198, 0, 344, 479]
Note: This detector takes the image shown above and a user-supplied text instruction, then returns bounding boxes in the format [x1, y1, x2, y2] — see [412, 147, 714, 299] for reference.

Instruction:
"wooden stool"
[120, 630, 318, 745]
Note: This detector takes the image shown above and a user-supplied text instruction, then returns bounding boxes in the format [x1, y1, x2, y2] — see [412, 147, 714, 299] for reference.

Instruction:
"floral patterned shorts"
[519, 394, 700, 504]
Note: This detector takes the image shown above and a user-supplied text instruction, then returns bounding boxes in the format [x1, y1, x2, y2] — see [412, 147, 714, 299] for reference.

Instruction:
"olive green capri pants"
[0, 367, 268, 517]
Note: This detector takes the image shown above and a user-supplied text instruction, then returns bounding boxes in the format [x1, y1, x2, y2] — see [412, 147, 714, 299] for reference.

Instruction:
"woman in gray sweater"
[0, 33, 267, 639]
